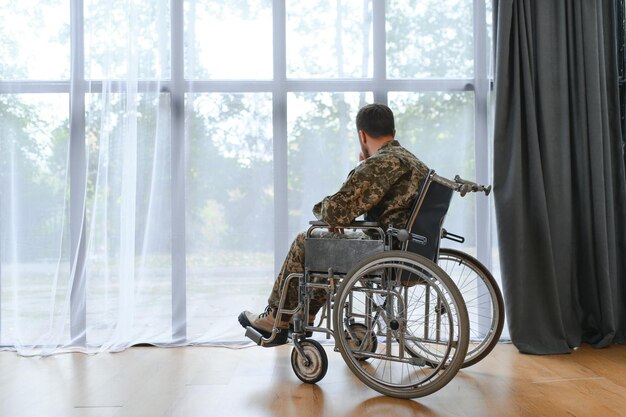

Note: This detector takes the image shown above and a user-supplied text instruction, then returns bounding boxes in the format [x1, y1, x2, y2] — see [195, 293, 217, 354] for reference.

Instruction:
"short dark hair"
[355, 103, 395, 138]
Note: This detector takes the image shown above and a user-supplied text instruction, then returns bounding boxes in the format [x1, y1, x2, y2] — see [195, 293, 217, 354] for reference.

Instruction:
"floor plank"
[1, 343, 625, 417]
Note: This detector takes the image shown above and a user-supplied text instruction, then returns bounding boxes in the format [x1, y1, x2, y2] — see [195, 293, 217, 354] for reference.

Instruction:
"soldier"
[238, 103, 430, 345]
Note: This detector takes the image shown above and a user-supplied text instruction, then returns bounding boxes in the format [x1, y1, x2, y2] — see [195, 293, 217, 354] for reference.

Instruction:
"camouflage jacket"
[312, 140, 430, 228]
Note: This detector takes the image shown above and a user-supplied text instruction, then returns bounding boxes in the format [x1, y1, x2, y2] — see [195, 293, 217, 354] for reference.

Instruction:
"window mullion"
[171, 0, 187, 343]
[0, 81, 70, 94]
[473, 0, 492, 270]
[69, 0, 87, 346]
[372, 0, 387, 103]
[273, 0, 288, 274]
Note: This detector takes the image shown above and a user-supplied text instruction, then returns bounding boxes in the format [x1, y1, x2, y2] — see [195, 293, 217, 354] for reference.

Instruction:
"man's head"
[356, 104, 396, 159]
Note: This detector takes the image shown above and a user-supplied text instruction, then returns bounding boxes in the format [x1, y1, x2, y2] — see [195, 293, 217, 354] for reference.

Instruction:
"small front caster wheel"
[291, 339, 328, 384]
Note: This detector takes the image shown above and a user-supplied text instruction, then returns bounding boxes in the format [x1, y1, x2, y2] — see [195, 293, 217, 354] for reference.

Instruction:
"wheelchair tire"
[437, 248, 504, 368]
[333, 250, 469, 399]
[345, 323, 378, 361]
[291, 339, 328, 384]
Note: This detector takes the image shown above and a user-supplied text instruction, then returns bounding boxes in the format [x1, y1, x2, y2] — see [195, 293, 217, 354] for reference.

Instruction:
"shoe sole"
[238, 312, 288, 347]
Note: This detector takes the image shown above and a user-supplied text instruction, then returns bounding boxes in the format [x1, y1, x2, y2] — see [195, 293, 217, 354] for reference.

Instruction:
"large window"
[0, 0, 493, 349]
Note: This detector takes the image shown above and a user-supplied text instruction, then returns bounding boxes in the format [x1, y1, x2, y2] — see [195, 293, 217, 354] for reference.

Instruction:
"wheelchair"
[244, 170, 503, 399]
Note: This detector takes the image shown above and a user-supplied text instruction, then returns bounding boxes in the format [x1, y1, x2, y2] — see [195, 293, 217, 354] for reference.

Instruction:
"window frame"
[0, 0, 492, 345]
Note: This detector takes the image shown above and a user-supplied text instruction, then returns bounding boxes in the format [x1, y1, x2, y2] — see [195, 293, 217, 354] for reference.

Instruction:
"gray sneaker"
[238, 305, 288, 346]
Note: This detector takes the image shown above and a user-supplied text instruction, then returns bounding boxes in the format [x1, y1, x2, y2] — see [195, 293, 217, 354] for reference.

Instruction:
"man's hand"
[328, 227, 345, 234]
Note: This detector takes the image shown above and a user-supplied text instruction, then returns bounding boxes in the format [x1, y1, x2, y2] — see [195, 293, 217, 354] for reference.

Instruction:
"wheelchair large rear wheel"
[437, 248, 504, 368]
[333, 251, 469, 399]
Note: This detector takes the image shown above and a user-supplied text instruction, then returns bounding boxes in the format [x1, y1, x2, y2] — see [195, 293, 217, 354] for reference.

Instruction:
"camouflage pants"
[268, 229, 368, 319]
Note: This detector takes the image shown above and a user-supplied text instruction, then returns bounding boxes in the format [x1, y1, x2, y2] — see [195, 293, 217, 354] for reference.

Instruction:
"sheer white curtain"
[1, 0, 176, 355]
[0, 0, 496, 355]
[0, 0, 279, 354]
[80, 0, 173, 352]
[0, 1, 73, 355]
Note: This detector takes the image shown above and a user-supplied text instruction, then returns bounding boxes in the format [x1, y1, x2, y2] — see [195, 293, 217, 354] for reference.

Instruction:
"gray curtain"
[493, 0, 626, 354]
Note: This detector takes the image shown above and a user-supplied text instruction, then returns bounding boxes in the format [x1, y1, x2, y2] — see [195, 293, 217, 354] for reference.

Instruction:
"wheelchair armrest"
[308, 220, 381, 227]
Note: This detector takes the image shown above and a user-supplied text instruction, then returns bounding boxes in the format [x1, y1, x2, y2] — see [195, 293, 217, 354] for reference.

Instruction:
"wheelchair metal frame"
[244, 170, 497, 398]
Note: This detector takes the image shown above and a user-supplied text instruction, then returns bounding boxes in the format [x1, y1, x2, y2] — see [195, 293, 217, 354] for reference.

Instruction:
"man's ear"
[359, 130, 367, 145]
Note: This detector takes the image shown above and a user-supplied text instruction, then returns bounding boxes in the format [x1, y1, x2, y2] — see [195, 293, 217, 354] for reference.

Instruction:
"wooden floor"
[1, 343, 625, 417]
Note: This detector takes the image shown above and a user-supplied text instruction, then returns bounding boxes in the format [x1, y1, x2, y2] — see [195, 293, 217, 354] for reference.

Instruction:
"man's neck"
[370, 137, 394, 155]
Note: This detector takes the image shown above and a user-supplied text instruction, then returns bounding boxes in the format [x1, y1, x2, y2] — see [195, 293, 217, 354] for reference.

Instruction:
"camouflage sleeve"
[312, 155, 407, 227]
[312, 167, 356, 220]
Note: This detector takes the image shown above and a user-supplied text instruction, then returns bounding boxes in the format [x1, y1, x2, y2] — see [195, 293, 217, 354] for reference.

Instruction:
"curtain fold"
[494, 0, 626, 354]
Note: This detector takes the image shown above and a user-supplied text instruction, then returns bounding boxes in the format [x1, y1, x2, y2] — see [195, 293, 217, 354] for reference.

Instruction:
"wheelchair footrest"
[245, 326, 289, 347]
[245, 326, 263, 345]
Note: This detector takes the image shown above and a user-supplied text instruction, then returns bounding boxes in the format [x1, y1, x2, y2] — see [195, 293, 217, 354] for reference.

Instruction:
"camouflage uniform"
[268, 140, 430, 319]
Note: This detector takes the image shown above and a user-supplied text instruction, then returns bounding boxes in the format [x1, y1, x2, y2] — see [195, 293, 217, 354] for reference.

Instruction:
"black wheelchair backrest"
[403, 171, 454, 262]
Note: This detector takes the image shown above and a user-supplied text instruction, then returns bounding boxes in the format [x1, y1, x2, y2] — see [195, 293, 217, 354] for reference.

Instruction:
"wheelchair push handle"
[454, 175, 492, 196]
[431, 173, 492, 197]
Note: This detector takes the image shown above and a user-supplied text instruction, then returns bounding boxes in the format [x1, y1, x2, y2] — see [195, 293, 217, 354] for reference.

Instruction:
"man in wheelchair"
[238, 103, 430, 346]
